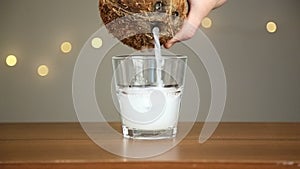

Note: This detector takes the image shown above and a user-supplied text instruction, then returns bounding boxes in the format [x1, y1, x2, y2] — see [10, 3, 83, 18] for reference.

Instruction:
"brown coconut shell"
[99, 0, 189, 50]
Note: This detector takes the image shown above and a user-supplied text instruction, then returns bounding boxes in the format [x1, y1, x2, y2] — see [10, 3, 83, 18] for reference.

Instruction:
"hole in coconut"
[154, 1, 164, 12]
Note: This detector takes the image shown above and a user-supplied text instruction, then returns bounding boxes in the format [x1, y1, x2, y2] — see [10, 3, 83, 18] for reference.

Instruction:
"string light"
[60, 41, 72, 53]
[266, 21, 277, 33]
[37, 65, 49, 77]
[6, 55, 17, 67]
[91, 37, 103, 49]
[201, 17, 212, 29]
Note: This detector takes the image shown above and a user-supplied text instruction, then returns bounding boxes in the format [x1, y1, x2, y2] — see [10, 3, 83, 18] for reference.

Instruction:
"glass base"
[122, 126, 177, 140]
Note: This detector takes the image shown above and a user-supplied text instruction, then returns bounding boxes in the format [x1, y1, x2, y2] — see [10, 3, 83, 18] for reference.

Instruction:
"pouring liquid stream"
[152, 27, 164, 87]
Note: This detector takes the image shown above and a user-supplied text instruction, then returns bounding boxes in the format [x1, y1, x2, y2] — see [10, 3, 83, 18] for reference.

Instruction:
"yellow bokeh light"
[37, 65, 49, 77]
[201, 17, 212, 29]
[6, 55, 17, 67]
[91, 37, 103, 49]
[60, 41, 72, 53]
[266, 21, 277, 33]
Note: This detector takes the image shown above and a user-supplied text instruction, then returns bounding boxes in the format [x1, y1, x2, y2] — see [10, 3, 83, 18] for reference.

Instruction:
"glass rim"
[112, 55, 187, 60]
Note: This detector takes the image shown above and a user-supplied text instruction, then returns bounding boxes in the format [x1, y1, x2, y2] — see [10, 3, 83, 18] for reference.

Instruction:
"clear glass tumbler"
[112, 55, 187, 139]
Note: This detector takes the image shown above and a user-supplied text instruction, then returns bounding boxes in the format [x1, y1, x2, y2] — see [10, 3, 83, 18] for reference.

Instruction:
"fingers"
[165, 0, 206, 49]
[164, 20, 198, 49]
[164, 38, 178, 49]
[165, 0, 227, 49]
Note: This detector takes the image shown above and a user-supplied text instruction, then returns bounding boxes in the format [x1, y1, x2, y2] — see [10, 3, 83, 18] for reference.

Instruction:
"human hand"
[164, 0, 226, 49]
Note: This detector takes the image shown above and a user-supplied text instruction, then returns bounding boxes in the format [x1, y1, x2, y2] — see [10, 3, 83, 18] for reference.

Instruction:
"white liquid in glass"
[117, 87, 182, 130]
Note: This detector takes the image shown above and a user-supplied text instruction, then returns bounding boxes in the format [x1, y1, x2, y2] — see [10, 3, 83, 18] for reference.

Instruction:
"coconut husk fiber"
[99, 0, 189, 50]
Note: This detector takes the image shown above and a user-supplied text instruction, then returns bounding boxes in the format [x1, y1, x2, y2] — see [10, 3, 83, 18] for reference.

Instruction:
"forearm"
[215, 0, 227, 9]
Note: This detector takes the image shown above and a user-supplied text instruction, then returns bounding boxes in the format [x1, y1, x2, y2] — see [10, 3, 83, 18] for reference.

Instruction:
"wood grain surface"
[0, 123, 299, 169]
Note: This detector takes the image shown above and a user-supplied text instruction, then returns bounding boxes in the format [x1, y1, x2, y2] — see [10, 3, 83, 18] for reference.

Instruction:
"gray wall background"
[0, 0, 299, 122]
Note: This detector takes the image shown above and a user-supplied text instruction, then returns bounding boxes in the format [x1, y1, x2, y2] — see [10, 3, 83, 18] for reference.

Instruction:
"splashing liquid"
[152, 27, 164, 86]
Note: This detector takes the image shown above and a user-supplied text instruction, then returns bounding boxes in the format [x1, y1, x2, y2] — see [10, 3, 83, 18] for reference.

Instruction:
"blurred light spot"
[91, 37, 103, 49]
[61, 41, 72, 53]
[266, 21, 277, 33]
[201, 17, 212, 29]
[38, 65, 49, 77]
[6, 55, 17, 67]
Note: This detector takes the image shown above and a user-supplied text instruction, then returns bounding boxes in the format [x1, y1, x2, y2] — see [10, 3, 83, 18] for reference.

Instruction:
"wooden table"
[0, 123, 299, 169]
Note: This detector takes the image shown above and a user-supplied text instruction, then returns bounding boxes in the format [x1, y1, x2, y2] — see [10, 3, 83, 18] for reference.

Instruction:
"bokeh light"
[91, 37, 103, 49]
[201, 17, 212, 29]
[6, 55, 17, 67]
[37, 65, 49, 77]
[266, 21, 277, 33]
[60, 41, 72, 53]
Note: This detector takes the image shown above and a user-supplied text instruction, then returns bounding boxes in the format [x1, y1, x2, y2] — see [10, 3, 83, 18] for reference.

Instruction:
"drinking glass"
[112, 55, 187, 139]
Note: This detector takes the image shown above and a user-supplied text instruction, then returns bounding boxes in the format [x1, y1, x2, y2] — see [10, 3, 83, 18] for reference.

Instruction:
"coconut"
[99, 0, 189, 50]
